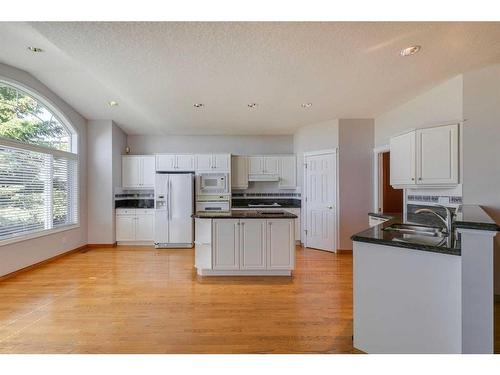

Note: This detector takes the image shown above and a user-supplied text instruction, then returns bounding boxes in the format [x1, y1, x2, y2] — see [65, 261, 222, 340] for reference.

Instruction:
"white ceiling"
[1, 22, 500, 135]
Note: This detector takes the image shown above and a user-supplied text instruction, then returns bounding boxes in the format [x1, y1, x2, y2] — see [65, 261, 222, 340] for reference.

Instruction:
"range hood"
[248, 174, 280, 182]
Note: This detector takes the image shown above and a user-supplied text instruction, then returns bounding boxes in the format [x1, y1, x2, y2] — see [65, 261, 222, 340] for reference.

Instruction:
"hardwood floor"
[0, 246, 354, 353]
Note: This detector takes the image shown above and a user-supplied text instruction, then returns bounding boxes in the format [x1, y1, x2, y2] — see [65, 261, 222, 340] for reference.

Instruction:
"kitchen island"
[194, 210, 297, 276]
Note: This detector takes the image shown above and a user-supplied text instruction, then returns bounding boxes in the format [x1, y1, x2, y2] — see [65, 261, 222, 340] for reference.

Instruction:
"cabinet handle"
[411, 178, 415, 181]
[418, 177, 422, 180]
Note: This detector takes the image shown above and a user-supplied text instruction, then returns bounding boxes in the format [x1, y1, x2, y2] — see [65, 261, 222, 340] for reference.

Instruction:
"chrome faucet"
[415, 205, 454, 234]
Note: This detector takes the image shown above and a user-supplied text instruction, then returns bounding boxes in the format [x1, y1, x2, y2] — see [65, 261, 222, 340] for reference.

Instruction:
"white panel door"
[239, 219, 267, 270]
[263, 156, 280, 175]
[279, 155, 297, 188]
[390, 131, 416, 186]
[141, 156, 156, 187]
[248, 156, 263, 174]
[135, 213, 154, 241]
[116, 215, 136, 241]
[213, 219, 240, 270]
[267, 219, 294, 269]
[168, 174, 193, 244]
[231, 156, 248, 189]
[416, 124, 458, 185]
[195, 154, 213, 171]
[122, 156, 141, 188]
[305, 152, 337, 252]
[176, 154, 195, 171]
[156, 154, 176, 171]
[213, 154, 230, 172]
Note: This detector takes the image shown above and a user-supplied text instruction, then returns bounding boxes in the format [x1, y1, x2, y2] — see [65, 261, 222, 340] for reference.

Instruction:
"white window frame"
[0, 78, 79, 246]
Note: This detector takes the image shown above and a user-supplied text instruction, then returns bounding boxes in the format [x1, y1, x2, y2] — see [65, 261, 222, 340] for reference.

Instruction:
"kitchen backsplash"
[406, 194, 462, 205]
[232, 192, 300, 198]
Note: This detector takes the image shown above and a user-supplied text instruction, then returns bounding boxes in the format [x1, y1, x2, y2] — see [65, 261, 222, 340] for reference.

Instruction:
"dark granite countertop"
[368, 212, 401, 220]
[194, 210, 297, 219]
[231, 198, 301, 208]
[454, 205, 500, 232]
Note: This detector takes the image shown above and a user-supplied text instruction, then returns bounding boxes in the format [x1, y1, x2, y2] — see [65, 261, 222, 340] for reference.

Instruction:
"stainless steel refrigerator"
[154, 173, 194, 248]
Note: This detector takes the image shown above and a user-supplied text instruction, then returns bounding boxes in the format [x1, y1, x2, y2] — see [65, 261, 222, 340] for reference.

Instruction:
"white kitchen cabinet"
[267, 219, 295, 269]
[231, 156, 248, 189]
[195, 154, 213, 171]
[279, 155, 297, 189]
[390, 124, 459, 188]
[248, 156, 264, 175]
[263, 157, 280, 175]
[122, 155, 155, 188]
[116, 209, 154, 242]
[212, 219, 240, 270]
[176, 154, 195, 171]
[390, 131, 416, 187]
[195, 154, 231, 172]
[283, 208, 301, 242]
[156, 154, 195, 171]
[416, 124, 458, 185]
[156, 154, 176, 171]
[239, 219, 267, 270]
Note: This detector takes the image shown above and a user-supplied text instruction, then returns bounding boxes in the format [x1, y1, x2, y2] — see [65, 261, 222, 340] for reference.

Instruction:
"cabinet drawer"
[116, 209, 136, 215]
[136, 209, 155, 215]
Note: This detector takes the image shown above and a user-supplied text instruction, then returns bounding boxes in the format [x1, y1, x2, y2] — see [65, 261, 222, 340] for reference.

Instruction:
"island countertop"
[193, 210, 297, 219]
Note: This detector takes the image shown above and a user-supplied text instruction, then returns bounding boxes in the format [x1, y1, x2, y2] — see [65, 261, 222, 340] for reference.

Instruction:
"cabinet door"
[135, 213, 154, 241]
[141, 156, 156, 187]
[279, 156, 296, 188]
[390, 131, 416, 186]
[240, 219, 267, 270]
[416, 124, 458, 185]
[176, 154, 195, 171]
[248, 156, 263, 174]
[284, 208, 300, 242]
[231, 156, 248, 189]
[213, 154, 230, 172]
[195, 154, 213, 171]
[122, 156, 141, 188]
[156, 154, 176, 171]
[116, 215, 136, 241]
[213, 219, 240, 270]
[263, 157, 280, 175]
[266, 219, 295, 269]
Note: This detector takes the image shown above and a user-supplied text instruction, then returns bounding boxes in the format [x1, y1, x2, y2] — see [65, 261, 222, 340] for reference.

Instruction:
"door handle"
[327, 205, 333, 209]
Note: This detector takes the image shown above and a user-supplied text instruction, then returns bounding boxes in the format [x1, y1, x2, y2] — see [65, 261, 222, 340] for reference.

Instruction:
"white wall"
[87, 120, 126, 244]
[338, 119, 374, 250]
[0, 63, 88, 277]
[462, 64, 500, 295]
[127, 134, 293, 155]
[374, 75, 463, 148]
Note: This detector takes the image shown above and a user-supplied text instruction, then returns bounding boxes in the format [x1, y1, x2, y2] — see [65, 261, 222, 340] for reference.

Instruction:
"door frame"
[373, 145, 389, 213]
[303, 148, 339, 252]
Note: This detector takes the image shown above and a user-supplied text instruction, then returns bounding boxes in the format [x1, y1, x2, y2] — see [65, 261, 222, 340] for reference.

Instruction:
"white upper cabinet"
[156, 154, 194, 171]
[279, 155, 297, 189]
[416, 124, 458, 185]
[248, 156, 264, 175]
[195, 154, 231, 172]
[231, 156, 249, 189]
[122, 155, 155, 188]
[390, 124, 459, 188]
[390, 131, 416, 186]
[248, 156, 280, 175]
[263, 157, 280, 175]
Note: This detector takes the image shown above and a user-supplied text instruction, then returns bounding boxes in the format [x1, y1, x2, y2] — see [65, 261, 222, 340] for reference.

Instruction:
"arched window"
[0, 80, 79, 243]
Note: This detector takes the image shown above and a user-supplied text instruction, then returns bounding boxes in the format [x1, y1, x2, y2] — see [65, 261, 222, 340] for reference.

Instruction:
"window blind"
[0, 144, 78, 241]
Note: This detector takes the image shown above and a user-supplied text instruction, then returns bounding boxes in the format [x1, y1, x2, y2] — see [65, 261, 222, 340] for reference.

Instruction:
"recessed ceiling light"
[301, 103, 313, 109]
[108, 101, 119, 107]
[400, 45, 421, 57]
[27, 46, 43, 53]
[193, 103, 204, 108]
[247, 103, 258, 108]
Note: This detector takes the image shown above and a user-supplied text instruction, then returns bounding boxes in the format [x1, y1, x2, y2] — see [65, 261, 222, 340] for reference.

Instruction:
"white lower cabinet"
[213, 219, 240, 270]
[240, 219, 267, 270]
[116, 209, 154, 243]
[116, 214, 136, 241]
[267, 219, 295, 269]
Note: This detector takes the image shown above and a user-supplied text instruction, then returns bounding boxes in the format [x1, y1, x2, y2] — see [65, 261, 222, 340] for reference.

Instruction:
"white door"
[156, 154, 176, 171]
[304, 152, 337, 252]
[248, 156, 263, 174]
[231, 156, 248, 189]
[135, 212, 154, 241]
[176, 154, 195, 171]
[390, 131, 416, 186]
[267, 219, 294, 269]
[213, 154, 230, 172]
[263, 156, 280, 175]
[213, 219, 240, 270]
[279, 155, 297, 188]
[239, 219, 267, 270]
[195, 154, 213, 171]
[141, 156, 156, 187]
[116, 215, 136, 241]
[122, 156, 141, 188]
[416, 124, 458, 185]
[168, 174, 193, 245]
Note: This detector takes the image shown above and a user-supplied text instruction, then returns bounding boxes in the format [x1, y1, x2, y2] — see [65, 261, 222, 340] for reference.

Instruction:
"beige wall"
[374, 75, 463, 147]
[462, 64, 500, 294]
[338, 119, 374, 250]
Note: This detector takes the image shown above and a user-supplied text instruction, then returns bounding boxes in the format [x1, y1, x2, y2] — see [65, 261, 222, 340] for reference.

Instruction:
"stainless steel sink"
[383, 223, 447, 238]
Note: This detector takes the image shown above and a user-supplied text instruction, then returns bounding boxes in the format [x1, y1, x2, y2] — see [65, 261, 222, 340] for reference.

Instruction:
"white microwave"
[197, 173, 229, 195]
